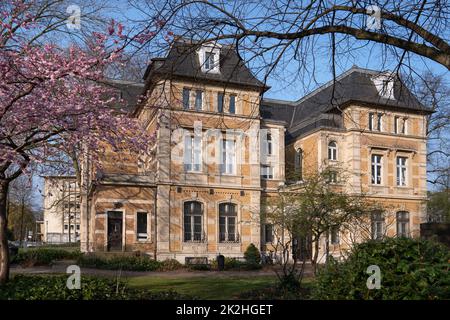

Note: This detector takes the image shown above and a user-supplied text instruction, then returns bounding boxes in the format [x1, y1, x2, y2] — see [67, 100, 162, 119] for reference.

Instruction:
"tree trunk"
[312, 240, 320, 275]
[0, 179, 10, 285]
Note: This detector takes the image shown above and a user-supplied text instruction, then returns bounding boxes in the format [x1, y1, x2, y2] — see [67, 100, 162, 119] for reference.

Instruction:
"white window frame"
[261, 164, 274, 179]
[198, 45, 221, 74]
[396, 156, 407, 186]
[328, 141, 337, 161]
[221, 139, 236, 175]
[371, 154, 383, 185]
[184, 134, 202, 172]
[377, 113, 383, 131]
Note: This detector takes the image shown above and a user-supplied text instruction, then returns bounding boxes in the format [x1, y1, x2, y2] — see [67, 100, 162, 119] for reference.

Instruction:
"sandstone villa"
[43, 40, 431, 263]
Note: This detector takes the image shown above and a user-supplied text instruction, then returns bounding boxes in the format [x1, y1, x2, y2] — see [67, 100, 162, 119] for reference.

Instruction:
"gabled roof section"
[143, 39, 267, 90]
[261, 66, 432, 141]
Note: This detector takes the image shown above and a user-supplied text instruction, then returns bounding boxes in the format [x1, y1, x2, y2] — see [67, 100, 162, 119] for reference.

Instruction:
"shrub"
[159, 259, 184, 271]
[312, 238, 450, 300]
[13, 248, 82, 267]
[77, 255, 162, 271]
[0, 275, 194, 300]
[244, 243, 261, 266]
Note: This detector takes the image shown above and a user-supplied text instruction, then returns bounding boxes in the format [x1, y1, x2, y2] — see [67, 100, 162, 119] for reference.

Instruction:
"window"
[184, 201, 203, 242]
[76, 225, 80, 230]
[294, 148, 303, 180]
[265, 224, 273, 243]
[328, 141, 337, 160]
[184, 135, 202, 172]
[369, 113, 382, 131]
[371, 155, 382, 185]
[330, 227, 339, 244]
[377, 113, 383, 131]
[195, 90, 203, 110]
[137, 212, 148, 240]
[229, 95, 236, 114]
[262, 132, 273, 156]
[217, 92, 224, 113]
[204, 52, 215, 70]
[219, 203, 238, 242]
[396, 156, 407, 186]
[396, 211, 410, 238]
[182, 88, 190, 109]
[221, 139, 236, 174]
[369, 113, 374, 131]
[261, 165, 274, 179]
[327, 170, 338, 183]
[64, 225, 68, 230]
[371, 211, 385, 240]
[395, 116, 407, 134]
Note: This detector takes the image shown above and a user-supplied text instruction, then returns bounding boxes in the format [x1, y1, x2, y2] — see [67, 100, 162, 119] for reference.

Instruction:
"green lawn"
[127, 275, 278, 299]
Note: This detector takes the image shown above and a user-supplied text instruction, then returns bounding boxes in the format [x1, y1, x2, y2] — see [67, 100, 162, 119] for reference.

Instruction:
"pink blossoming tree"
[0, 1, 148, 284]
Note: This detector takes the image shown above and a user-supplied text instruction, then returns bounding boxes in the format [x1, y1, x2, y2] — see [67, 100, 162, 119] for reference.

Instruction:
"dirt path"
[10, 261, 314, 279]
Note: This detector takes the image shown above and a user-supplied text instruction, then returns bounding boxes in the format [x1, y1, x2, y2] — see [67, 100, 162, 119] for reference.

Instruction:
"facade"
[74, 40, 430, 263]
[43, 176, 81, 243]
[262, 67, 430, 262]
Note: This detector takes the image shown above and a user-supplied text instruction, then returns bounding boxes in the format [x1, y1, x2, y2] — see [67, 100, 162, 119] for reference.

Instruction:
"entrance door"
[107, 211, 123, 251]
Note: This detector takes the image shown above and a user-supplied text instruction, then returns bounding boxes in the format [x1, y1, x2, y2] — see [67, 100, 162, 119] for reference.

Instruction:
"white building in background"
[43, 176, 81, 243]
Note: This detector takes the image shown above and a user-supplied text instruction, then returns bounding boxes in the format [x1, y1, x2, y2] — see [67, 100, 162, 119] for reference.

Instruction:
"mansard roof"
[261, 66, 432, 142]
[143, 39, 267, 90]
[104, 79, 145, 113]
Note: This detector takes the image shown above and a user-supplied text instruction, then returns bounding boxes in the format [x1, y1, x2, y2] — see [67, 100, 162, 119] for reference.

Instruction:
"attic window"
[204, 52, 215, 71]
[372, 74, 395, 100]
[198, 43, 221, 74]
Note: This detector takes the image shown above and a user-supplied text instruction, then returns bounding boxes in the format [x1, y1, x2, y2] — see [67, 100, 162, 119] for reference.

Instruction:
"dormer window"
[372, 73, 395, 100]
[204, 52, 215, 71]
[198, 43, 221, 74]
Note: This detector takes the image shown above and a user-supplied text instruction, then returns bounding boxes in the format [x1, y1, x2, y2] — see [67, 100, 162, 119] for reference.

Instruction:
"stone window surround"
[179, 198, 242, 245]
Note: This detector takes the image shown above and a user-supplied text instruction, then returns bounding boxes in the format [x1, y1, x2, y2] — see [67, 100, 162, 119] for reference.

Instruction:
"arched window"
[328, 141, 337, 161]
[219, 203, 238, 242]
[396, 211, 410, 238]
[184, 201, 203, 242]
[294, 148, 303, 180]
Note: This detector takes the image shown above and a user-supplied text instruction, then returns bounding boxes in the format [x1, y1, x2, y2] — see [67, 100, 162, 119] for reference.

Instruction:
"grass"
[127, 275, 278, 299]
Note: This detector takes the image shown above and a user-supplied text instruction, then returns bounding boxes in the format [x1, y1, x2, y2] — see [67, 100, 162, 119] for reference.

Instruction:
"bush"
[210, 257, 262, 271]
[77, 255, 162, 271]
[244, 243, 261, 266]
[159, 259, 184, 271]
[0, 275, 194, 300]
[313, 238, 450, 300]
[13, 248, 82, 267]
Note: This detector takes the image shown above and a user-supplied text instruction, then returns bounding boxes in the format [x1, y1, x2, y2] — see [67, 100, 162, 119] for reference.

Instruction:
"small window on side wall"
[328, 141, 337, 161]
[265, 224, 273, 243]
[137, 212, 148, 241]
